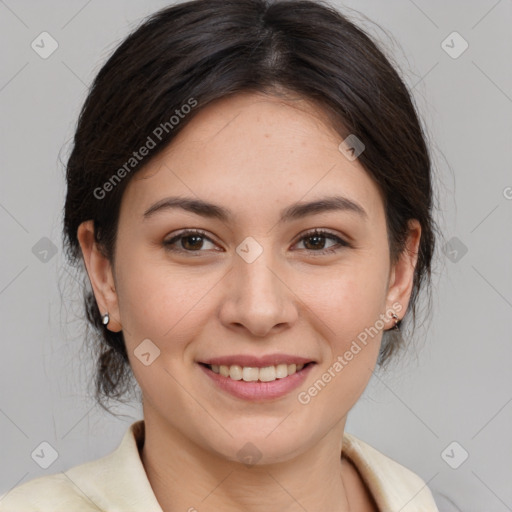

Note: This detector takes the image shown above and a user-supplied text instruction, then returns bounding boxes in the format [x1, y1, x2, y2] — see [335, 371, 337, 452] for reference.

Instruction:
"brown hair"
[62, 0, 438, 412]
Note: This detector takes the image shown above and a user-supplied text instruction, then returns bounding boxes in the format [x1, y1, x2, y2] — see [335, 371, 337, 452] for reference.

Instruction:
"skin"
[78, 91, 421, 512]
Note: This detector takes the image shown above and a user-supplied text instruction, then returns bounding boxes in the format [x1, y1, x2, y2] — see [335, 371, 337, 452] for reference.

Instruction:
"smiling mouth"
[199, 362, 315, 382]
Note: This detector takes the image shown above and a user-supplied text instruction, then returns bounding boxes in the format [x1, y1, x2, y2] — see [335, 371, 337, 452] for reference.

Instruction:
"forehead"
[122, 92, 385, 224]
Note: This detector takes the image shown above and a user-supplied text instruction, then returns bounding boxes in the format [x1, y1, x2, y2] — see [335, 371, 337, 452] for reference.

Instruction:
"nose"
[218, 249, 299, 338]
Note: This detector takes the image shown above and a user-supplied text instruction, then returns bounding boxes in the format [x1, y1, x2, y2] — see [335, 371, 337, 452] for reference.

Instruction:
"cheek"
[297, 255, 389, 335]
[296, 270, 386, 409]
[115, 251, 220, 350]
[114, 259, 210, 402]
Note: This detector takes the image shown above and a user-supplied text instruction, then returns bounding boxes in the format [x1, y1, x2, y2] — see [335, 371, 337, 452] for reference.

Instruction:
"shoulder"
[0, 470, 103, 511]
[0, 443, 131, 511]
[0, 421, 141, 512]
[0, 420, 161, 512]
[342, 432, 439, 511]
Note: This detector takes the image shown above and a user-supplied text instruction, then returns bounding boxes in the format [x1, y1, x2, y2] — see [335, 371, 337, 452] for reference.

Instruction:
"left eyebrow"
[142, 195, 368, 223]
[280, 195, 368, 222]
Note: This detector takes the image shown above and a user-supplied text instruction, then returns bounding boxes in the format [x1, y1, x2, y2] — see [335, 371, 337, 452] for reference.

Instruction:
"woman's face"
[81, 91, 420, 464]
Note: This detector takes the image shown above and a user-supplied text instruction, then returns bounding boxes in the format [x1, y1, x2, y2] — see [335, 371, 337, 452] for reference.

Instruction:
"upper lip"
[199, 354, 316, 368]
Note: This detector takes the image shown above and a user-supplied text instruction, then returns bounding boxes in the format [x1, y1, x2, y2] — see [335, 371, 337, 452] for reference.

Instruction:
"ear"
[77, 220, 122, 332]
[385, 219, 422, 326]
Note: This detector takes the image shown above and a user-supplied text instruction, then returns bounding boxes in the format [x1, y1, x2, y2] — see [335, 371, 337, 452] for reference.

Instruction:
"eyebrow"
[143, 195, 368, 223]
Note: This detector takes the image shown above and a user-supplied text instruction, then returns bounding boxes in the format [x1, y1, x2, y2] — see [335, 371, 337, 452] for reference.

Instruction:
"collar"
[341, 432, 439, 510]
[66, 420, 437, 511]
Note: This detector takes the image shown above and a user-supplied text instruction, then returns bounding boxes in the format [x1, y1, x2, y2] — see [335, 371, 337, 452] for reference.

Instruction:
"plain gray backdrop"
[1, 1, 511, 510]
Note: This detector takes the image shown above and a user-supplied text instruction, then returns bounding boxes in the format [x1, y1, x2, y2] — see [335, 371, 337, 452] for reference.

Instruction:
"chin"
[202, 425, 310, 467]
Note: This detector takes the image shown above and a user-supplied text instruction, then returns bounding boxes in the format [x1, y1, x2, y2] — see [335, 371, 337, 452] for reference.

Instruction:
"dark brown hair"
[62, 0, 438, 411]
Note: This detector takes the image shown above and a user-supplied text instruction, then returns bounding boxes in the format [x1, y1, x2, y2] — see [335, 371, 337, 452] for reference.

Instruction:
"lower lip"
[198, 363, 315, 402]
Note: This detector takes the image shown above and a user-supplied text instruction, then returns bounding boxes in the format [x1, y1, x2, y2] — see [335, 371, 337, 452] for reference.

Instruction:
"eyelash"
[163, 228, 349, 256]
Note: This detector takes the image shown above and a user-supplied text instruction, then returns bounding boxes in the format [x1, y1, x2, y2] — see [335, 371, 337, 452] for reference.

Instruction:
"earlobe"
[77, 220, 123, 332]
[385, 219, 422, 326]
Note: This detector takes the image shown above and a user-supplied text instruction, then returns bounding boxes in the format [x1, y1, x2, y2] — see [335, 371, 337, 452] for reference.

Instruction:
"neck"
[140, 408, 352, 512]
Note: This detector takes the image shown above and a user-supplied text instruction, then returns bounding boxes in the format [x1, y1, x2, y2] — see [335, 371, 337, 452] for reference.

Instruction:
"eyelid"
[163, 228, 220, 252]
[295, 228, 349, 245]
[292, 228, 351, 253]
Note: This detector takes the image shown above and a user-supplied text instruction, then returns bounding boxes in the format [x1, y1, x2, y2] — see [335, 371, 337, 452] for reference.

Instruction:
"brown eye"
[295, 229, 349, 255]
[180, 234, 206, 251]
[163, 229, 218, 253]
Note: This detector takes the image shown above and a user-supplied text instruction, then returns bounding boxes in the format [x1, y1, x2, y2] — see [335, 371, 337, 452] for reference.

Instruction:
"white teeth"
[208, 363, 306, 382]
[229, 365, 243, 380]
[275, 364, 288, 378]
[242, 367, 259, 381]
[259, 366, 276, 382]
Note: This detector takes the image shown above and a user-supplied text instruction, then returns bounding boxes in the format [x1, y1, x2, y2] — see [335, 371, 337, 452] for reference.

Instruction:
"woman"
[0, 0, 440, 510]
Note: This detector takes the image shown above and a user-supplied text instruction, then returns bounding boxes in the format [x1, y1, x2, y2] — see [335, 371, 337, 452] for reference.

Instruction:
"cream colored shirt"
[0, 420, 439, 511]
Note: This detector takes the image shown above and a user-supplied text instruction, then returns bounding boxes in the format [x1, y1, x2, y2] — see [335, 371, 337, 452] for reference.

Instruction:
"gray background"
[1, 1, 511, 510]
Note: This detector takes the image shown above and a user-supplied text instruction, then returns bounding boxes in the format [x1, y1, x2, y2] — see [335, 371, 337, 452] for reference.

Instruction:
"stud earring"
[102, 312, 110, 326]
[391, 312, 400, 331]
